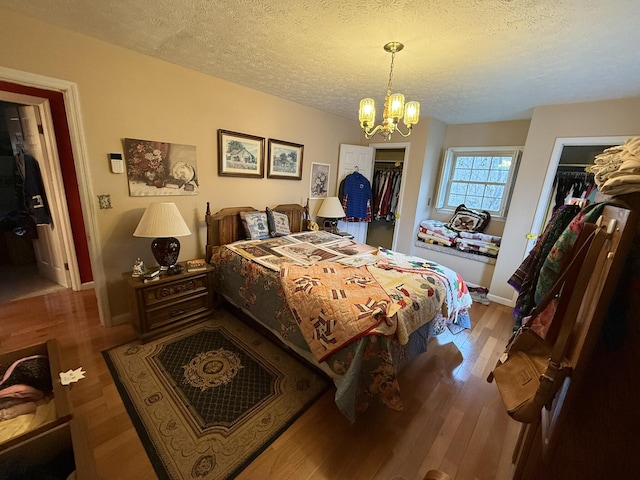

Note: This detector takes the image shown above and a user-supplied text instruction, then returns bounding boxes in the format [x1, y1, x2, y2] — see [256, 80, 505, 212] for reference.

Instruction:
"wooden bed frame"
[204, 202, 308, 261]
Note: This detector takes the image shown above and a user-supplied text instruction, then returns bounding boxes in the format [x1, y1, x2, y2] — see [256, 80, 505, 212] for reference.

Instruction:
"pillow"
[447, 204, 491, 233]
[266, 207, 291, 237]
[240, 211, 270, 240]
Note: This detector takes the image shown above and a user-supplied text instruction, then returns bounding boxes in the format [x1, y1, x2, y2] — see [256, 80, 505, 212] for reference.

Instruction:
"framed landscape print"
[217, 129, 265, 178]
[267, 139, 304, 180]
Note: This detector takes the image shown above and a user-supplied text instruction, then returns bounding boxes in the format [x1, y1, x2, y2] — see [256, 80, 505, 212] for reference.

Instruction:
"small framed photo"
[217, 129, 265, 178]
[267, 139, 304, 180]
[310, 162, 330, 199]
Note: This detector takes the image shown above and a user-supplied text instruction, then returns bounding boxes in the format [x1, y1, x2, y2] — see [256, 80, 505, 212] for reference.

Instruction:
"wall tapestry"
[124, 138, 198, 196]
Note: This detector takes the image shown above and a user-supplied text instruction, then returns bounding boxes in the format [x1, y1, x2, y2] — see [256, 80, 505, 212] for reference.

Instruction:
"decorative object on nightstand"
[132, 257, 146, 277]
[141, 268, 161, 283]
[316, 196, 346, 234]
[187, 259, 207, 272]
[133, 202, 191, 270]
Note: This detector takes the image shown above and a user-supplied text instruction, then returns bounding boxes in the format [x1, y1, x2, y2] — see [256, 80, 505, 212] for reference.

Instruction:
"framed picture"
[123, 138, 198, 197]
[217, 129, 265, 178]
[310, 162, 330, 199]
[267, 139, 304, 180]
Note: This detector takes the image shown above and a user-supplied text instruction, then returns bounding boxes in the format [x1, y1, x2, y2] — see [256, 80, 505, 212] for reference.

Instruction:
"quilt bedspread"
[210, 244, 472, 422]
[280, 262, 399, 362]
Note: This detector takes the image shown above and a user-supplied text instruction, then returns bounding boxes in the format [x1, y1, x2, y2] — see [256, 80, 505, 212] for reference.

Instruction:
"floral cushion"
[446, 204, 491, 233]
[266, 207, 291, 237]
[240, 211, 270, 240]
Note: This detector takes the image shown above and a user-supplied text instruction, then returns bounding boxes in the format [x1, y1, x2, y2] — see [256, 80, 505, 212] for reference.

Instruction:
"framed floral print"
[124, 138, 198, 196]
[310, 162, 330, 199]
[267, 139, 304, 180]
[217, 129, 265, 178]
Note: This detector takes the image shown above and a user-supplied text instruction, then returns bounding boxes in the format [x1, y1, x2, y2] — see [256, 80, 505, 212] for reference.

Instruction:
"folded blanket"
[457, 231, 502, 246]
[417, 232, 453, 246]
[419, 220, 458, 241]
[455, 238, 500, 251]
[600, 174, 640, 195]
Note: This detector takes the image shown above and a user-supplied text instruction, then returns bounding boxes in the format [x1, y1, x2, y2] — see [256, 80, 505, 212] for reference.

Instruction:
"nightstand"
[123, 262, 215, 341]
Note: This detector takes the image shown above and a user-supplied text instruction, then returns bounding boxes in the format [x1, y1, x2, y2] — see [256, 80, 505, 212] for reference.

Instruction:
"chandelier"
[358, 42, 420, 141]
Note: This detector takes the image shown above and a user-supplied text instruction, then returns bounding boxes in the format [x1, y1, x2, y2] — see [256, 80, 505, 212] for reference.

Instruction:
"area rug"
[103, 309, 329, 480]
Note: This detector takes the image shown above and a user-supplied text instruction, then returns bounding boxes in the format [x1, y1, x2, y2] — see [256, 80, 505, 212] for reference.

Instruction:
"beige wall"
[3, 8, 639, 317]
[433, 120, 531, 236]
[489, 98, 640, 303]
[0, 9, 367, 321]
[409, 119, 530, 288]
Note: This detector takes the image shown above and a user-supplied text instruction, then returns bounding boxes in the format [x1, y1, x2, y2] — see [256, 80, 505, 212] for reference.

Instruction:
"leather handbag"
[488, 222, 607, 423]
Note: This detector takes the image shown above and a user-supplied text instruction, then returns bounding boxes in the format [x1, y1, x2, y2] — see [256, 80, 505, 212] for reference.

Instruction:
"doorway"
[367, 143, 409, 250]
[526, 135, 630, 255]
[0, 69, 110, 326]
[0, 99, 70, 303]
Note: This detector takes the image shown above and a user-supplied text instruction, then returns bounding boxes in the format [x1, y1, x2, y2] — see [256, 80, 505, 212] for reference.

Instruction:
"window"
[435, 147, 521, 218]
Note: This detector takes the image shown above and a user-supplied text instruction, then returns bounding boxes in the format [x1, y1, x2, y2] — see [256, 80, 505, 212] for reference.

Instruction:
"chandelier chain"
[386, 51, 396, 97]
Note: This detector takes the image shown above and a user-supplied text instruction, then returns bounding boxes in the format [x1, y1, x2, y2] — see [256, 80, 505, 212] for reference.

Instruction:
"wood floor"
[0, 289, 521, 480]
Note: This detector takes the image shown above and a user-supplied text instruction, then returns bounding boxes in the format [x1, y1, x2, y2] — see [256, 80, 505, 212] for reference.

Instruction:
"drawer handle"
[169, 307, 187, 317]
[159, 280, 197, 298]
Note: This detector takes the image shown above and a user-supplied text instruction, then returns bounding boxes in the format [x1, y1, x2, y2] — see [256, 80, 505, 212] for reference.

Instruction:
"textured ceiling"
[2, 0, 640, 124]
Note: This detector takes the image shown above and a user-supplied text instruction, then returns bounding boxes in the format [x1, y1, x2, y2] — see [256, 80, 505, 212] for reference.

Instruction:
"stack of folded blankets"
[417, 219, 459, 246]
[589, 136, 640, 195]
[455, 231, 502, 258]
[417, 204, 502, 259]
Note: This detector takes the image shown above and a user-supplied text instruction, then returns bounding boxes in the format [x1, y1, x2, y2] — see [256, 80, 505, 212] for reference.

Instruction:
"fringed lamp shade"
[133, 202, 191, 268]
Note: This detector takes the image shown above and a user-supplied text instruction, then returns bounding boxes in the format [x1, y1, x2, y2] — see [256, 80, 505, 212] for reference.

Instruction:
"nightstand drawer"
[141, 274, 209, 308]
[124, 263, 215, 341]
[146, 294, 210, 330]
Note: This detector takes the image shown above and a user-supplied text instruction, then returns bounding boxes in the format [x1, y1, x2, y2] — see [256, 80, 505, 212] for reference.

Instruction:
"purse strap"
[546, 224, 608, 367]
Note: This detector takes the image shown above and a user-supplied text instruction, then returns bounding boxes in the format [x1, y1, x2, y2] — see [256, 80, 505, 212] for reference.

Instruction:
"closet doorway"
[367, 143, 409, 250]
[526, 135, 630, 255]
[0, 95, 72, 303]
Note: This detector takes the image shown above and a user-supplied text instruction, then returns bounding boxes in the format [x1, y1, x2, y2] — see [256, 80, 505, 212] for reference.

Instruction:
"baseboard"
[110, 312, 132, 326]
[487, 293, 515, 307]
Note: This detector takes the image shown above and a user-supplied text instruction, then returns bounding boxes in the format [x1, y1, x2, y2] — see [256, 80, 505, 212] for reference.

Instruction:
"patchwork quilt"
[280, 263, 400, 362]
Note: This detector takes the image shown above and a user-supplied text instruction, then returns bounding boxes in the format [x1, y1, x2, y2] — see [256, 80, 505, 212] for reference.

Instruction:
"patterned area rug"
[103, 309, 329, 480]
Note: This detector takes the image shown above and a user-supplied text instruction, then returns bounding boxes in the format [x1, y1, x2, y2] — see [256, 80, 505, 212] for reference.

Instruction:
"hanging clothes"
[338, 171, 372, 222]
[372, 166, 402, 221]
[552, 169, 595, 212]
[17, 153, 52, 226]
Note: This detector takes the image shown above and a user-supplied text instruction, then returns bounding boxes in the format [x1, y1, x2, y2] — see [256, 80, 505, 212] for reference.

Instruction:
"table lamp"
[316, 196, 346, 234]
[133, 202, 191, 269]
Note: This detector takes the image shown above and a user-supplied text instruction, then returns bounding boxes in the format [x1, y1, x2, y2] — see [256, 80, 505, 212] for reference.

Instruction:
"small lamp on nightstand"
[133, 202, 191, 269]
[316, 196, 346, 234]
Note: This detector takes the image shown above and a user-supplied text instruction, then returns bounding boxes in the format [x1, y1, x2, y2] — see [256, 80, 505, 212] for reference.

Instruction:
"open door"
[335, 144, 374, 243]
[18, 105, 70, 287]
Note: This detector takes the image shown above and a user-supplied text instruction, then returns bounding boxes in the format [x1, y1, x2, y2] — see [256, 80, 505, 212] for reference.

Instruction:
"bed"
[205, 203, 473, 421]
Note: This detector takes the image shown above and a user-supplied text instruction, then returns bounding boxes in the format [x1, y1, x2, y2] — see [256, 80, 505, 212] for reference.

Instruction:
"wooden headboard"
[205, 202, 307, 262]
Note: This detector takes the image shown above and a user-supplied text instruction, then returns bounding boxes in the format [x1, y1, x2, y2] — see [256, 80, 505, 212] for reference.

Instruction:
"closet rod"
[557, 163, 591, 168]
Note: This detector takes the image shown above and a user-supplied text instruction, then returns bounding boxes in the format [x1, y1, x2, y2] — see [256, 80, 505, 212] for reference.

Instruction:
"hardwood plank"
[0, 290, 519, 479]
